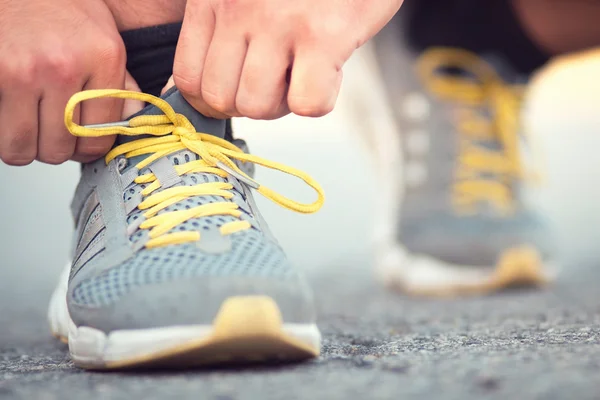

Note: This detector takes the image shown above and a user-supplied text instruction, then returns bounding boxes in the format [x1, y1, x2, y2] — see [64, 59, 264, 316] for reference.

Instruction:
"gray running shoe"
[48, 88, 324, 369]
[366, 18, 557, 296]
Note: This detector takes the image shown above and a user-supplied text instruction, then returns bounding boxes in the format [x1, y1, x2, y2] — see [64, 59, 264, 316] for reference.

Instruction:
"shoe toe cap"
[68, 275, 316, 333]
[67, 239, 315, 333]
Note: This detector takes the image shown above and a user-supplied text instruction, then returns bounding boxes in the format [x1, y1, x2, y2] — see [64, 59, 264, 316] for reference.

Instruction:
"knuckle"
[173, 68, 202, 97]
[43, 52, 78, 85]
[0, 58, 37, 87]
[236, 97, 274, 119]
[237, 105, 264, 119]
[292, 15, 320, 42]
[0, 153, 35, 166]
[39, 151, 72, 165]
[289, 97, 334, 117]
[201, 87, 233, 114]
[96, 37, 126, 68]
[37, 138, 74, 165]
[76, 140, 112, 160]
[0, 135, 36, 166]
[74, 149, 104, 161]
[3, 126, 36, 149]
[76, 146, 105, 158]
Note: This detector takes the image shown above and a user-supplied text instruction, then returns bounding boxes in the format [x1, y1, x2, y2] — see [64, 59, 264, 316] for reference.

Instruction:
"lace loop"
[64, 89, 325, 248]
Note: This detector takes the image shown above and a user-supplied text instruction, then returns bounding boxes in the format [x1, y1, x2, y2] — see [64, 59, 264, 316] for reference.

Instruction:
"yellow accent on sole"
[396, 246, 551, 298]
[52, 332, 69, 344]
[76, 296, 319, 370]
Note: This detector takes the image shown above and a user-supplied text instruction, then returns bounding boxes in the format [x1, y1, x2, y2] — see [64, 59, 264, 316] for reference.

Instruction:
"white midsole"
[48, 264, 321, 366]
[375, 243, 558, 292]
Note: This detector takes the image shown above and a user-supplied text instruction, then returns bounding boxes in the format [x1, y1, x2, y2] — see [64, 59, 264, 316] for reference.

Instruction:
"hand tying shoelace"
[64, 90, 325, 249]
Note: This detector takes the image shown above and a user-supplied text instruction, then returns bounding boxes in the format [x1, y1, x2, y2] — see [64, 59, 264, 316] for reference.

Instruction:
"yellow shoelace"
[64, 90, 325, 249]
[417, 48, 524, 215]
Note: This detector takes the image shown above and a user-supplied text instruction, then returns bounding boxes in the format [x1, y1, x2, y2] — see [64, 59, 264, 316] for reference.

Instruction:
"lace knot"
[173, 126, 199, 141]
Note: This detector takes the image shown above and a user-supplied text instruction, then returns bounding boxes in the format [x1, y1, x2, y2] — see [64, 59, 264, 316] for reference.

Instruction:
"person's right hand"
[0, 0, 128, 166]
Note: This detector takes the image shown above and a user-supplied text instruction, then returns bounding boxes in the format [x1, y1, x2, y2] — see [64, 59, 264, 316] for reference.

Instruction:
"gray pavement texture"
[1, 262, 600, 400]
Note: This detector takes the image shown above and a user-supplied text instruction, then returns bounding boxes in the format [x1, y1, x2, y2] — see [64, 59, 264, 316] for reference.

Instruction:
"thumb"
[161, 75, 175, 96]
[121, 71, 145, 119]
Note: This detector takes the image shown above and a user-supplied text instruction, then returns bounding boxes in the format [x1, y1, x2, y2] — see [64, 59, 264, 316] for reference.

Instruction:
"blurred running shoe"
[367, 20, 557, 296]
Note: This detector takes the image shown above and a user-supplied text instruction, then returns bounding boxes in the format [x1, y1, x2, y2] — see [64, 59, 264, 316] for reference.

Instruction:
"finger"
[122, 71, 144, 119]
[287, 50, 342, 117]
[174, 0, 221, 116]
[236, 38, 291, 120]
[73, 66, 126, 163]
[161, 75, 175, 96]
[0, 90, 39, 166]
[200, 23, 248, 117]
[37, 85, 79, 165]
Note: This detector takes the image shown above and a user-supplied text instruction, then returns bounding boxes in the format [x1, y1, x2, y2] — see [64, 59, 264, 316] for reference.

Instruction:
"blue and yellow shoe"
[48, 88, 324, 369]
[367, 21, 557, 296]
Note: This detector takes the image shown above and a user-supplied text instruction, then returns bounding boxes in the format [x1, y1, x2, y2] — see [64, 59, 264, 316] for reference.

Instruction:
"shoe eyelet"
[117, 157, 128, 172]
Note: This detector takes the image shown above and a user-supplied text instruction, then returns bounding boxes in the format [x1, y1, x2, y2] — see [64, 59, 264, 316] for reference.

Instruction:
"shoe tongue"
[141, 87, 226, 137]
[118, 87, 226, 145]
[116, 87, 226, 167]
[481, 53, 528, 84]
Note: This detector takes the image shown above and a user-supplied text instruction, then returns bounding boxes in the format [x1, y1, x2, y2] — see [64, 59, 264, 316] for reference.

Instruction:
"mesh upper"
[72, 149, 293, 307]
[72, 229, 293, 307]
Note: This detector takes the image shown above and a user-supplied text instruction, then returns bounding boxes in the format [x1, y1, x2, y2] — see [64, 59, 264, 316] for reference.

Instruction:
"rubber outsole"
[48, 265, 321, 370]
